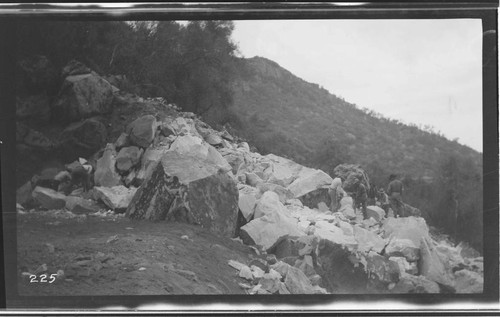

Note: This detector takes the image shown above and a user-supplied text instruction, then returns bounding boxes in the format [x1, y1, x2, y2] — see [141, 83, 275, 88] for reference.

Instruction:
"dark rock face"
[32, 186, 66, 210]
[127, 115, 157, 148]
[59, 118, 108, 160]
[317, 240, 368, 293]
[94, 144, 121, 187]
[126, 150, 239, 238]
[52, 72, 114, 123]
[61, 60, 92, 78]
[17, 55, 58, 94]
[16, 94, 51, 122]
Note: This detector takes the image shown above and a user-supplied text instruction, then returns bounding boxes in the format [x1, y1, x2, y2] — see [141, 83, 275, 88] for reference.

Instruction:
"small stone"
[181, 235, 190, 240]
[106, 235, 119, 244]
[228, 260, 246, 271]
[251, 265, 265, 279]
[138, 267, 146, 271]
[239, 282, 253, 289]
[239, 265, 253, 280]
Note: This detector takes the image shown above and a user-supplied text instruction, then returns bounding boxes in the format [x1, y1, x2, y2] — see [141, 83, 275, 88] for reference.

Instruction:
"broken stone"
[365, 251, 400, 285]
[239, 265, 253, 280]
[353, 225, 387, 254]
[454, 269, 483, 293]
[245, 172, 264, 187]
[127, 150, 239, 238]
[94, 186, 137, 210]
[391, 274, 440, 293]
[127, 115, 157, 148]
[115, 146, 143, 173]
[385, 238, 420, 262]
[294, 255, 316, 277]
[238, 185, 260, 221]
[284, 266, 316, 294]
[382, 216, 430, 247]
[65, 196, 100, 214]
[94, 143, 121, 187]
[251, 265, 265, 279]
[287, 168, 333, 199]
[32, 186, 66, 209]
[418, 237, 455, 290]
[366, 205, 385, 222]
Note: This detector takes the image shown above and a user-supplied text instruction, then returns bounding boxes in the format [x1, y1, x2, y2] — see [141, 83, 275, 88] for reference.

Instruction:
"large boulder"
[314, 222, 358, 249]
[94, 144, 121, 187]
[385, 238, 420, 262]
[284, 266, 316, 294]
[353, 225, 387, 254]
[382, 216, 430, 247]
[365, 252, 401, 285]
[169, 117, 200, 137]
[238, 185, 260, 221]
[287, 168, 332, 198]
[65, 196, 101, 214]
[59, 118, 108, 159]
[240, 192, 304, 251]
[93, 185, 137, 210]
[392, 274, 440, 293]
[32, 186, 66, 210]
[264, 154, 304, 187]
[366, 205, 385, 222]
[17, 181, 34, 206]
[170, 135, 231, 172]
[52, 71, 114, 122]
[115, 146, 143, 173]
[134, 145, 170, 185]
[126, 150, 239, 238]
[127, 115, 157, 148]
[419, 237, 455, 290]
[453, 269, 483, 293]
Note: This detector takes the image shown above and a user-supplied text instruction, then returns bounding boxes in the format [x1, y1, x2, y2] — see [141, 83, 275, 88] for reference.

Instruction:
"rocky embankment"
[16, 58, 483, 294]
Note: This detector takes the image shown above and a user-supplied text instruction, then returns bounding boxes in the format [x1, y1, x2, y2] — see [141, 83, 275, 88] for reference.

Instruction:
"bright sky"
[232, 20, 483, 152]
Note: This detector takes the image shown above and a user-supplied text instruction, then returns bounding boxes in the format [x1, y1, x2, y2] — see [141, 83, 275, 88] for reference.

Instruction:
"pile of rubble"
[16, 59, 483, 294]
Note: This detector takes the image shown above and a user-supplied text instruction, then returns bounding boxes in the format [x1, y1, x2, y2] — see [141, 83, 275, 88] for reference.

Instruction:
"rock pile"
[16, 58, 483, 294]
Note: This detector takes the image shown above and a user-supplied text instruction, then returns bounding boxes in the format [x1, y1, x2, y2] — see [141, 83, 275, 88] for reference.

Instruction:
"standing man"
[387, 174, 404, 217]
[354, 178, 368, 219]
[328, 177, 345, 213]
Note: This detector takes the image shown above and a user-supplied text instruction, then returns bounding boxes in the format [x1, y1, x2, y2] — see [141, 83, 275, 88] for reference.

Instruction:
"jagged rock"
[170, 135, 231, 172]
[297, 235, 319, 256]
[220, 130, 234, 141]
[339, 196, 356, 219]
[256, 183, 294, 204]
[259, 276, 281, 293]
[389, 257, 418, 275]
[160, 122, 175, 137]
[366, 205, 385, 222]
[239, 265, 253, 281]
[16, 94, 51, 121]
[317, 240, 368, 293]
[245, 172, 264, 187]
[170, 117, 200, 137]
[61, 60, 91, 77]
[65, 196, 100, 214]
[60, 118, 108, 159]
[382, 216, 430, 247]
[365, 251, 400, 285]
[126, 150, 239, 238]
[333, 164, 370, 192]
[272, 237, 301, 259]
[251, 265, 265, 279]
[17, 181, 33, 205]
[127, 115, 157, 148]
[285, 198, 303, 207]
[204, 133, 223, 146]
[385, 238, 420, 262]
[94, 185, 137, 210]
[337, 221, 354, 236]
[314, 221, 358, 249]
[32, 186, 66, 209]
[287, 168, 333, 199]
[53, 72, 114, 122]
[238, 185, 260, 221]
[222, 151, 245, 175]
[456, 242, 481, 259]
[353, 225, 387, 254]
[115, 146, 143, 173]
[114, 133, 130, 150]
[392, 274, 440, 293]
[294, 255, 316, 277]
[284, 266, 316, 294]
[435, 243, 465, 269]
[240, 194, 304, 250]
[134, 145, 170, 184]
[419, 237, 455, 290]
[94, 144, 121, 187]
[264, 154, 304, 187]
[453, 269, 483, 293]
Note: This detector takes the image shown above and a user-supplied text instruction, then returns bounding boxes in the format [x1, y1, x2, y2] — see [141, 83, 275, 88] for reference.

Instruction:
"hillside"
[228, 56, 483, 249]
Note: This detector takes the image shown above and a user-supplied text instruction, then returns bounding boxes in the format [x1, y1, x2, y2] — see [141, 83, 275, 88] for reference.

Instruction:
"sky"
[231, 20, 483, 152]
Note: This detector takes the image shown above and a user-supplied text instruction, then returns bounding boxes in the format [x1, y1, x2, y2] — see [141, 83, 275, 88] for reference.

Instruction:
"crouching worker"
[54, 158, 93, 195]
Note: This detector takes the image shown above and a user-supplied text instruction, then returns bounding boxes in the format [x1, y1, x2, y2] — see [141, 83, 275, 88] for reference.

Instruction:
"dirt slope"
[17, 211, 255, 295]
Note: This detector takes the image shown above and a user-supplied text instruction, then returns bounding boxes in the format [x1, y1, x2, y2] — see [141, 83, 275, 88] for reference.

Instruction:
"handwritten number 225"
[29, 274, 57, 283]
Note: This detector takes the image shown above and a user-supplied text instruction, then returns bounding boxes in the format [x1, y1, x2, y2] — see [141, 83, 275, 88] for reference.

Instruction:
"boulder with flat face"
[52, 72, 114, 122]
[169, 135, 231, 172]
[366, 205, 385, 222]
[127, 115, 157, 148]
[353, 225, 387, 254]
[94, 144, 121, 187]
[385, 238, 420, 262]
[418, 237, 455, 290]
[238, 185, 260, 221]
[115, 146, 143, 173]
[59, 118, 108, 159]
[94, 185, 137, 210]
[240, 192, 304, 251]
[126, 150, 239, 238]
[382, 216, 430, 247]
[32, 186, 66, 210]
